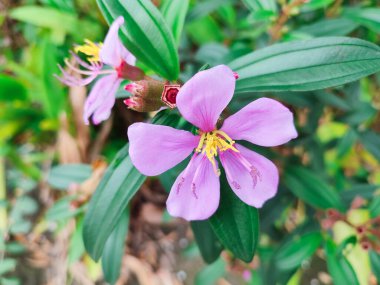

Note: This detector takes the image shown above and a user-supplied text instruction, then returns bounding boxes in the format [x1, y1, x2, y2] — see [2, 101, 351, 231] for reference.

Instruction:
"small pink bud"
[125, 82, 142, 94]
[233, 72, 239, 80]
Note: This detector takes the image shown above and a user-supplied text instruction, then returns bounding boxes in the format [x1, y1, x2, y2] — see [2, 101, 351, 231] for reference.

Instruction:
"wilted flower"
[128, 65, 297, 221]
[56, 17, 143, 125]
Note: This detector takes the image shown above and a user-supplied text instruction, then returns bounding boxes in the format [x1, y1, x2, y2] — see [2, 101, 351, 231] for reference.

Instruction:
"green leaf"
[9, 6, 102, 42]
[68, 217, 85, 264]
[102, 209, 129, 285]
[0, 75, 27, 102]
[369, 250, 380, 282]
[0, 259, 16, 275]
[97, 0, 179, 80]
[191, 221, 224, 264]
[194, 258, 226, 285]
[186, 0, 234, 22]
[186, 16, 224, 45]
[209, 176, 259, 262]
[161, 0, 189, 45]
[325, 239, 359, 285]
[284, 166, 345, 211]
[275, 232, 322, 271]
[229, 37, 380, 93]
[47, 164, 92, 190]
[343, 8, 380, 34]
[297, 18, 358, 37]
[83, 144, 144, 261]
[241, 0, 277, 13]
[83, 110, 177, 261]
[359, 130, 380, 161]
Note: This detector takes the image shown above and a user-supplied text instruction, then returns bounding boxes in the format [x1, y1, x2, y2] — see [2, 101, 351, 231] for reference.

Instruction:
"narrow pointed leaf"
[83, 110, 177, 261]
[102, 209, 129, 285]
[97, 0, 179, 80]
[161, 0, 189, 45]
[229, 37, 380, 93]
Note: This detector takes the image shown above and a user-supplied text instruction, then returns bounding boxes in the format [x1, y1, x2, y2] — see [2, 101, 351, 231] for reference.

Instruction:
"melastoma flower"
[56, 17, 141, 125]
[128, 65, 297, 221]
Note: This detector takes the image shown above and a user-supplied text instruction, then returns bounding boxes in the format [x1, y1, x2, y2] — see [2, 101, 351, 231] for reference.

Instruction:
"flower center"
[74, 39, 103, 62]
[195, 130, 239, 175]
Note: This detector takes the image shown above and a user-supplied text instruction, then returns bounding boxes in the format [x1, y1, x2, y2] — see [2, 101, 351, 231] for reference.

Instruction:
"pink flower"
[128, 65, 298, 221]
[56, 17, 136, 125]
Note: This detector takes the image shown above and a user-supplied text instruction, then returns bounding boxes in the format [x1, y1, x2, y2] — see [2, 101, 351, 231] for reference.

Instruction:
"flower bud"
[161, 84, 180, 109]
[124, 78, 166, 112]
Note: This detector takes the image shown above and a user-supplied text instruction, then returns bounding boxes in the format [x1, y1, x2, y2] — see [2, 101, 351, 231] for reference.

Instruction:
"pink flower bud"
[161, 85, 180, 108]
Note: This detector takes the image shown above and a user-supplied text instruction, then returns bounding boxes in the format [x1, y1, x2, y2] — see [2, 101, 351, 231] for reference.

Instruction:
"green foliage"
[96, 0, 179, 80]
[230, 37, 380, 93]
[209, 175, 259, 262]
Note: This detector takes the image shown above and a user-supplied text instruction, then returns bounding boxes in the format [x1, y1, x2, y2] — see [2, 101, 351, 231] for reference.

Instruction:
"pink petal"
[128, 123, 199, 176]
[167, 154, 220, 220]
[100, 16, 135, 67]
[176, 65, 236, 132]
[220, 97, 298, 147]
[83, 73, 120, 125]
[220, 144, 278, 208]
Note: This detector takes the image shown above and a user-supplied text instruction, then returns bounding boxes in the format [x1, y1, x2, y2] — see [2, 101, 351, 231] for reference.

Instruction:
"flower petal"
[83, 73, 120, 125]
[128, 123, 199, 176]
[176, 65, 235, 132]
[220, 97, 297, 147]
[220, 144, 278, 208]
[167, 154, 220, 220]
[100, 16, 135, 67]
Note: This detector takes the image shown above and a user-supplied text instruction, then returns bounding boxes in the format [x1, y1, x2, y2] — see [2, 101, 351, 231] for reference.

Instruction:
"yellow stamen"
[74, 39, 103, 62]
[195, 130, 239, 175]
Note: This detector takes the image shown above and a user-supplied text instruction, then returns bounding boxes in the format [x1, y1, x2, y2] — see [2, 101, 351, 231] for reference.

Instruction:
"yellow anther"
[195, 129, 239, 175]
[74, 39, 103, 62]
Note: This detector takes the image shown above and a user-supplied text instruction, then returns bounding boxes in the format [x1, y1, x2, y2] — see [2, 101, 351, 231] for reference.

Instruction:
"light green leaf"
[343, 8, 380, 34]
[48, 164, 92, 190]
[241, 0, 277, 13]
[229, 37, 380, 93]
[194, 258, 226, 285]
[275, 232, 322, 271]
[97, 0, 179, 80]
[161, 0, 189, 45]
[325, 239, 359, 285]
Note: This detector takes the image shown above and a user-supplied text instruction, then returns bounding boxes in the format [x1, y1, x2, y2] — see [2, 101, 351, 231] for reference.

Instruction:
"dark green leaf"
[102, 209, 129, 285]
[186, 0, 234, 22]
[229, 37, 380, 93]
[191, 220, 224, 264]
[359, 130, 380, 161]
[275, 232, 322, 271]
[284, 166, 345, 211]
[97, 0, 179, 80]
[83, 144, 144, 261]
[209, 176, 259, 262]
[83, 110, 177, 261]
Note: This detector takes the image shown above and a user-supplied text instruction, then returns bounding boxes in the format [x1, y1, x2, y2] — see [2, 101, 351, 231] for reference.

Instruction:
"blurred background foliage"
[1, 0, 380, 284]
